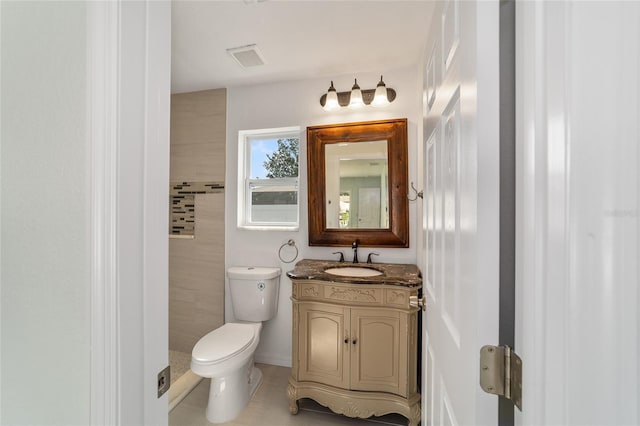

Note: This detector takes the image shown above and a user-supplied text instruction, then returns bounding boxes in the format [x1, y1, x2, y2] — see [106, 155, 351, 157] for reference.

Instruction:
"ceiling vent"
[226, 44, 266, 68]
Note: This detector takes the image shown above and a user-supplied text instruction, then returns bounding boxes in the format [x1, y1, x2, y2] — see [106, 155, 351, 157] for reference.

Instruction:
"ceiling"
[171, 1, 435, 94]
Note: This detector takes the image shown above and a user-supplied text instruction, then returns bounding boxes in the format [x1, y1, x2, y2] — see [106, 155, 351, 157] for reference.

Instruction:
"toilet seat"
[192, 323, 259, 366]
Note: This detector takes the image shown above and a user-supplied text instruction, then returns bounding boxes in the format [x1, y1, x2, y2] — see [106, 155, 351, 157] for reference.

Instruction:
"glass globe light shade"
[323, 81, 340, 111]
[349, 79, 364, 108]
[371, 76, 389, 107]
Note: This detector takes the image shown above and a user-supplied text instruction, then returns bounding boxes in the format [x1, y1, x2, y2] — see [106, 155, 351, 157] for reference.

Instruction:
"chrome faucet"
[352, 240, 359, 263]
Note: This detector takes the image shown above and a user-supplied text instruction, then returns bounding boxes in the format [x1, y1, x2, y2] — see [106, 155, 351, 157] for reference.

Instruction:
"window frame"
[237, 126, 300, 230]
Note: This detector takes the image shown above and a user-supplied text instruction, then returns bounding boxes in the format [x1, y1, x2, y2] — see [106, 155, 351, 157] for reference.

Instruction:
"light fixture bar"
[319, 88, 397, 108]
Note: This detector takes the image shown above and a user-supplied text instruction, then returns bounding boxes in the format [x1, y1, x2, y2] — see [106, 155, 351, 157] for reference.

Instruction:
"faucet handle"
[366, 252, 380, 264]
[332, 251, 345, 262]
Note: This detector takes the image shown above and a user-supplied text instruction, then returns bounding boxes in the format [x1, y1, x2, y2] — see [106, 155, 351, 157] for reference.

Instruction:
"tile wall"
[170, 182, 224, 236]
[169, 88, 227, 353]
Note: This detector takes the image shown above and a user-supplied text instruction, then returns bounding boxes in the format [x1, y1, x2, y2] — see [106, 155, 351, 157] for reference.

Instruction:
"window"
[238, 127, 300, 229]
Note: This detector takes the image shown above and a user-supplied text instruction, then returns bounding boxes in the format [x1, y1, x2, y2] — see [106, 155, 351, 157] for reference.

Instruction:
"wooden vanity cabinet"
[288, 279, 421, 426]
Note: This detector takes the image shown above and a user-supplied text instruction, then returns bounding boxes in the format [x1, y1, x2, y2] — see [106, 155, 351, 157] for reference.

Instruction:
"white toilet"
[191, 266, 281, 424]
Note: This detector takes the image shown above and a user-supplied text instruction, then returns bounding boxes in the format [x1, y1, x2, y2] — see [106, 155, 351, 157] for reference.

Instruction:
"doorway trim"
[88, 2, 120, 424]
[88, 2, 171, 424]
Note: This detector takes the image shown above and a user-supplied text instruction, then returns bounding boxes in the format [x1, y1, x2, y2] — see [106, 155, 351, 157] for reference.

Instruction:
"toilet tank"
[228, 267, 281, 322]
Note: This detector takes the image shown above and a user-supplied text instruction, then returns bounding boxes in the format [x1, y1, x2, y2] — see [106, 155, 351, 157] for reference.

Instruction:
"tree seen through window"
[263, 138, 299, 178]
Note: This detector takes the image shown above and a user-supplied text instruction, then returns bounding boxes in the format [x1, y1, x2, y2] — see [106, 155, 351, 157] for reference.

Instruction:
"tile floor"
[169, 364, 408, 426]
[169, 350, 192, 386]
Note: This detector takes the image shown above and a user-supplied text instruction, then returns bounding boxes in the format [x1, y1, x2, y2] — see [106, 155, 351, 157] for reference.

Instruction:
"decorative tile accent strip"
[170, 181, 224, 236]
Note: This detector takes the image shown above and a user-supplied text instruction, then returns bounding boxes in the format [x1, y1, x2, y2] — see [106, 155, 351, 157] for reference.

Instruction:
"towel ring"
[278, 239, 299, 264]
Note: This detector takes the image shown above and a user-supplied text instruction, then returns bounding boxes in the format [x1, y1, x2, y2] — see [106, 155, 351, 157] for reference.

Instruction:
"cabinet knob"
[352, 339, 357, 345]
[344, 338, 349, 344]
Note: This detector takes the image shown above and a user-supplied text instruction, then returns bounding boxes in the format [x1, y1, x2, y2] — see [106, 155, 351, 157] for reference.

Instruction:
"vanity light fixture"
[320, 76, 396, 110]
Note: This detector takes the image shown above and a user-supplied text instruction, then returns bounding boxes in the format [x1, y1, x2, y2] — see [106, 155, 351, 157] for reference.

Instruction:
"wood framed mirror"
[307, 118, 409, 247]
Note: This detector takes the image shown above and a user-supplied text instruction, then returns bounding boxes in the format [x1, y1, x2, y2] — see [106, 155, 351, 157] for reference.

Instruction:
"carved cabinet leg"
[287, 383, 299, 415]
[289, 399, 299, 415]
[408, 402, 422, 426]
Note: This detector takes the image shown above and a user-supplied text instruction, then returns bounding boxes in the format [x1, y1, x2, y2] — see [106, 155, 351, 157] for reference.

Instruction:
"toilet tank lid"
[227, 266, 281, 280]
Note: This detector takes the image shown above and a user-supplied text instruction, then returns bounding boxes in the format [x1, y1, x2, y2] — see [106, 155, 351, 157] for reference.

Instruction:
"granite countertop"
[286, 259, 422, 287]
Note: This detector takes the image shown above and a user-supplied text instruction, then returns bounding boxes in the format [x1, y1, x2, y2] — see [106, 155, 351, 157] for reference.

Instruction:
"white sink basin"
[324, 267, 383, 277]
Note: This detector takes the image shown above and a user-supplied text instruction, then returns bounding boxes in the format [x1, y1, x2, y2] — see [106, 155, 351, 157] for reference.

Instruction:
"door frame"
[88, 2, 119, 423]
[88, 2, 171, 424]
[514, 2, 569, 422]
[515, 2, 640, 423]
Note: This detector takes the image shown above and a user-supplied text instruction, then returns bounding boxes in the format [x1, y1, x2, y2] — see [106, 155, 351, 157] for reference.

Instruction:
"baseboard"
[169, 370, 203, 412]
[254, 353, 291, 368]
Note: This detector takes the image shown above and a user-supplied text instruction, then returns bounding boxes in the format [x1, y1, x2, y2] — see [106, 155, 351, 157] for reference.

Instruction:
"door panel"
[441, 387, 457, 426]
[425, 344, 436, 426]
[442, 0, 459, 72]
[421, 1, 500, 424]
[357, 187, 381, 228]
[441, 89, 462, 348]
[425, 131, 438, 303]
[350, 308, 406, 396]
[298, 303, 350, 389]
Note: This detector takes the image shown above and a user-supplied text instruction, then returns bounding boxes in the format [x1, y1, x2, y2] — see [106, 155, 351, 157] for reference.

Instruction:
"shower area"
[168, 89, 227, 410]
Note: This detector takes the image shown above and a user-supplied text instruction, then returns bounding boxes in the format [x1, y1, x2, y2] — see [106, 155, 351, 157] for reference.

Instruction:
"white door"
[516, 2, 639, 425]
[421, 1, 500, 425]
[358, 187, 381, 227]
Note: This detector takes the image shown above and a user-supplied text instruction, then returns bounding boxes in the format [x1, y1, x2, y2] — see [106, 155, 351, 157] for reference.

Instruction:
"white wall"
[0, 2, 90, 424]
[225, 67, 423, 366]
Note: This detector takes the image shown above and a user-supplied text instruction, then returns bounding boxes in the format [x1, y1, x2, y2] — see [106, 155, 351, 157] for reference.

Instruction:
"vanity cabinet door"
[349, 308, 408, 397]
[297, 302, 350, 390]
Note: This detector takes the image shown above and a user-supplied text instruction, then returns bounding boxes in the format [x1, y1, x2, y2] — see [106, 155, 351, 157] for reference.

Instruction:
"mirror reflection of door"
[325, 140, 388, 229]
[357, 187, 380, 227]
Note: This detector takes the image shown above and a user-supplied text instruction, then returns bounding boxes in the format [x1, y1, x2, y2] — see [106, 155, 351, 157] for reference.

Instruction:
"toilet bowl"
[191, 322, 262, 423]
[191, 266, 280, 424]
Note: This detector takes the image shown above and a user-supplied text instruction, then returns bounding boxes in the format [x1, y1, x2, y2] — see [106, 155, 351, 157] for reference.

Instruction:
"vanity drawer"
[294, 280, 416, 307]
[295, 282, 322, 300]
[295, 281, 382, 303]
[324, 285, 383, 305]
[385, 288, 411, 308]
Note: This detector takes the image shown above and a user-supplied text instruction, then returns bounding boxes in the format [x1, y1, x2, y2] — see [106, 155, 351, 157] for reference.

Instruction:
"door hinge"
[480, 345, 522, 411]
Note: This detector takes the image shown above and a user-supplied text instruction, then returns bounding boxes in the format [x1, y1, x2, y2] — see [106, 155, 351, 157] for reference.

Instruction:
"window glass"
[238, 128, 300, 229]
